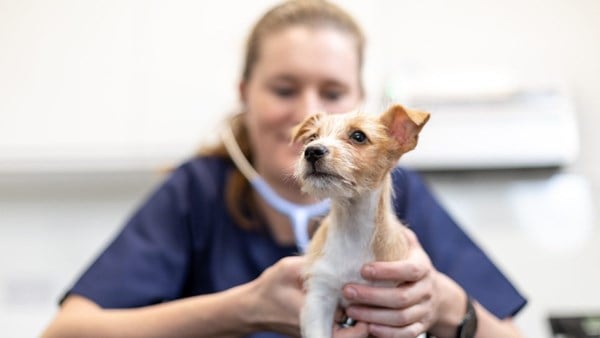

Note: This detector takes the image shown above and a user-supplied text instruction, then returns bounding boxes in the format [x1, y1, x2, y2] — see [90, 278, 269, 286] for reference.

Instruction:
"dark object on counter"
[549, 314, 600, 338]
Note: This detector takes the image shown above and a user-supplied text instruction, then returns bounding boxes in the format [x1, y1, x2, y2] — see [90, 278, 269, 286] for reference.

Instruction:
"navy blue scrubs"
[63, 156, 526, 337]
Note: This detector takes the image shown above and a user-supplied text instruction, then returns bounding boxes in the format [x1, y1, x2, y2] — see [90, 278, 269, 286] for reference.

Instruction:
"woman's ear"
[239, 81, 248, 106]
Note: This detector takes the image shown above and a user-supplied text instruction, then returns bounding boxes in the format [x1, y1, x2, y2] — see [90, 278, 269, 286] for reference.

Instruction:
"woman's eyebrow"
[322, 79, 349, 88]
[268, 74, 297, 83]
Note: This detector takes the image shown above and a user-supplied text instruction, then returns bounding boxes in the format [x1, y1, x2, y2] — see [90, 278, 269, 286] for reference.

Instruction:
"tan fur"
[293, 104, 429, 338]
[291, 113, 324, 144]
[380, 105, 430, 155]
[304, 218, 330, 274]
[371, 174, 408, 261]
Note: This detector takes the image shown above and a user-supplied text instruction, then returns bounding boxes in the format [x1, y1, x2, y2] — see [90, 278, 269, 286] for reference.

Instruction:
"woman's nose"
[293, 90, 323, 123]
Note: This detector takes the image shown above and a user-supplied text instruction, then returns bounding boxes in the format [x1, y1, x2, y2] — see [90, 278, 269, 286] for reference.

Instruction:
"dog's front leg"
[301, 278, 339, 338]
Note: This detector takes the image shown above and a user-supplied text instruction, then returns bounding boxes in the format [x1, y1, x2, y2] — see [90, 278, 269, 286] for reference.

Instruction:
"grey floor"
[0, 168, 598, 337]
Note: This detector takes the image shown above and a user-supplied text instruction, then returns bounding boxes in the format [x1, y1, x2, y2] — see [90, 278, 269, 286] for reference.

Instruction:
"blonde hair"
[201, 0, 366, 229]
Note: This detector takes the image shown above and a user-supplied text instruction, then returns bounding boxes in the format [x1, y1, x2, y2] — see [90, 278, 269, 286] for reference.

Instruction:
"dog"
[291, 104, 430, 338]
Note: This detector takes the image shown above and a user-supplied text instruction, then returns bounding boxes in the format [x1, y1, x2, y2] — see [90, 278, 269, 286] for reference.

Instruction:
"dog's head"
[291, 105, 429, 198]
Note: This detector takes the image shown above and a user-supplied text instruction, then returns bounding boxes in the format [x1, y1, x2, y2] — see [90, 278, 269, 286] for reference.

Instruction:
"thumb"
[278, 256, 306, 286]
[403, 227, 421, 247]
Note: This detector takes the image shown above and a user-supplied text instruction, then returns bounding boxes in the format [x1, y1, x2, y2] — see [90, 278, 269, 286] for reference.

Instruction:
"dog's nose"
[304, 145, 329, 163]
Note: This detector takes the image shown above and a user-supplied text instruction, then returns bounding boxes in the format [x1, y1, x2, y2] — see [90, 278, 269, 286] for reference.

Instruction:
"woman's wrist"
[429, 271, 468, 338]
[242, 276, 287, 334]
[185, 281, 260, 337]
[224, 281, 261, 335]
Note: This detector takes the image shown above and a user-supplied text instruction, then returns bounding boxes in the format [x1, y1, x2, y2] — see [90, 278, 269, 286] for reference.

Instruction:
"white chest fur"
[302, 190, 391, 338]
[308, 195, 379, 292]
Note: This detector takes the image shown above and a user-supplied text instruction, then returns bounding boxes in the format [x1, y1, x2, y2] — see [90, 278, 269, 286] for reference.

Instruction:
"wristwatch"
[456, 297, 478, 338]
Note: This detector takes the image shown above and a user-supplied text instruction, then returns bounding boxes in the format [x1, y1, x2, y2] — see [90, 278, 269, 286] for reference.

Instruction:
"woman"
[42, 1, 526, 337]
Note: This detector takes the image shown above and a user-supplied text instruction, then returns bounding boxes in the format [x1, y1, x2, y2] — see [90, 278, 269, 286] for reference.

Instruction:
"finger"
[369, 321, 426, 338]
[361, 260, 428, 283]
[343, 283, 426, 309]
[334, 307, 345, 323]
[278, 256, 306, 287]
[346, 303, 428, 327]
[402, 227, 420, 247]
[333, 321, 369, 338]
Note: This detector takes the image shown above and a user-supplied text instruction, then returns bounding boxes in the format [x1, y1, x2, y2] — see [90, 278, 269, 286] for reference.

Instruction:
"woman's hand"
[247, 256, 306, 336]
[341, 228, 467, 338]
[248, 256, 371, 338]
[333, 322, 370, 338]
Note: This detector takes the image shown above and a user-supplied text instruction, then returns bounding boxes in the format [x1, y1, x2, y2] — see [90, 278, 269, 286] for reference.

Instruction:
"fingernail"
[363, 265, 375, 278]
[345, 286, 357, 299]
[369, 324, 382, 335]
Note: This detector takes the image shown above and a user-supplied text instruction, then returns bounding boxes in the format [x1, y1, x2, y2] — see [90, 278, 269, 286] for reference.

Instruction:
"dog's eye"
[306, 133, 318, 143]
[350, 130, 368, 144]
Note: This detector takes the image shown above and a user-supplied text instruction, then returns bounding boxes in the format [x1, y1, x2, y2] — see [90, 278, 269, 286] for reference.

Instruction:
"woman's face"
[241, 26, 362, 187]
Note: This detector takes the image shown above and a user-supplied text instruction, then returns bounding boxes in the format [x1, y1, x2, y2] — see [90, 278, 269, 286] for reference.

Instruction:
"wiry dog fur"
[291, 105, 430, 338]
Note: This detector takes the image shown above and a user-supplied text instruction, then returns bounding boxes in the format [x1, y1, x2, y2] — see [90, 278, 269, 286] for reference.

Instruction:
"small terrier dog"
[291, 105, 430, 338]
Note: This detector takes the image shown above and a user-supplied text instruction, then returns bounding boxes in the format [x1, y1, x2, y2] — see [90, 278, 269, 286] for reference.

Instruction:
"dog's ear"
[291, 113, 323, 144]
[380, 105, 430, 152]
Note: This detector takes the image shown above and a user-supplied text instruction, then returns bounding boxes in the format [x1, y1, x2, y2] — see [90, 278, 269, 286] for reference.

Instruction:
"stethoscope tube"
[221, 125, 330, 253]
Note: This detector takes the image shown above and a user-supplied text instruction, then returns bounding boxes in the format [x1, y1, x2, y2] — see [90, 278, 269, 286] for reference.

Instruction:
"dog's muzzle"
[304, 145, 329, 164]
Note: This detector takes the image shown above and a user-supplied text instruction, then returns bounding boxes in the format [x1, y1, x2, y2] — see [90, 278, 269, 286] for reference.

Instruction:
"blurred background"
[1, 0, 599, 337]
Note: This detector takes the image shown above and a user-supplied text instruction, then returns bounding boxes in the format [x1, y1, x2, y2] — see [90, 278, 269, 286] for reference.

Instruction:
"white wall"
[2, 0, 599, 176]
[0, 0, 278, 171]
[1, 1, 599, 337]
[370, 0, 600, 182]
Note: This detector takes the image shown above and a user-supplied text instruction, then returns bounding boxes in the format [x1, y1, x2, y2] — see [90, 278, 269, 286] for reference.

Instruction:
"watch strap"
[456, 297, 478, 338]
